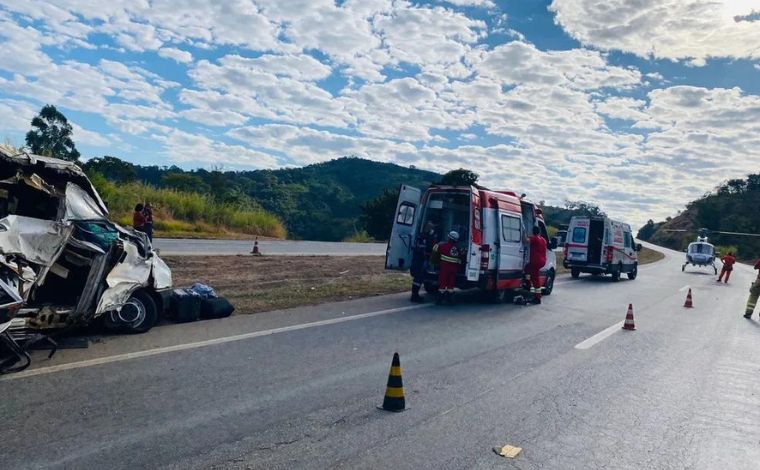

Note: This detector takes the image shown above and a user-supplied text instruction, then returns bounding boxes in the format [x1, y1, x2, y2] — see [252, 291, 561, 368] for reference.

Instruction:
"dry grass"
[165, 255, 409, 314]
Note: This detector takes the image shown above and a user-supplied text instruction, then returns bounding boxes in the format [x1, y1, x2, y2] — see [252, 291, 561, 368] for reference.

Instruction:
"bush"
[88, 171, 287, 238]
[344, 231, 374, 243]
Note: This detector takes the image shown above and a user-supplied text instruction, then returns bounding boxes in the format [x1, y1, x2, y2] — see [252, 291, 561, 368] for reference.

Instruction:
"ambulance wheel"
[627, 263, 638, 280]
[571, 268, 580, 279]
[543, 270, 555, 296]
[611, 264, 622, 282]
[104, 290, 158, 334]
[424, 282, 439, 295]
[681, 264, 685, 272]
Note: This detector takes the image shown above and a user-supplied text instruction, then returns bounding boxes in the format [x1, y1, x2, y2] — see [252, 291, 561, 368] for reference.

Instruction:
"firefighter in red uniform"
[431, 231, 462, 305]
[524, 226, 547, 304]
[744, 258, 760, 319]
[718, 252, 737, 283]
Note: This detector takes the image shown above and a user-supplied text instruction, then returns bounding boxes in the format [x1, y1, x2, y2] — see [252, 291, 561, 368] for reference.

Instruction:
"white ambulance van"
[563, 216, 642, 281]
[386, 185, 558, 301]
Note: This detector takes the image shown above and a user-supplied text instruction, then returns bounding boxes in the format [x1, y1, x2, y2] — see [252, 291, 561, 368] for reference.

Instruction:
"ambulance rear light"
[480, 244, 490, 270]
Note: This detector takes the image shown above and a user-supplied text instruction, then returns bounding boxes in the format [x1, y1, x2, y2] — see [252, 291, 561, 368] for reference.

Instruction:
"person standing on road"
[524, 226, 548, 305]
[133, 203, 146, 234]
[744, 258, 760, 319]
[143, 202, 154, 241]
[432, 231, 462, 305]
[718, 252, 737, 283]
[410, 221, 437, 303]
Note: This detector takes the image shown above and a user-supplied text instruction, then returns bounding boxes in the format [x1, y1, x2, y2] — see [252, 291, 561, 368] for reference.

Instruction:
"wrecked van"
[0, 145, 172, 336]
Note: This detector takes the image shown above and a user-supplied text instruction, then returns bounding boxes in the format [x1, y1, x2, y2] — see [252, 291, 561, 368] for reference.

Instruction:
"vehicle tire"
[627, 263, 638, 280]
[713, 266, 718, 275]
[682, 264, 685, 272]
[571, 268, 580, 279]
[543, 270, 556, 296]
[118, 290, 158, 334]
[611, 264, 621, 282]
[424, 282, 439, 295]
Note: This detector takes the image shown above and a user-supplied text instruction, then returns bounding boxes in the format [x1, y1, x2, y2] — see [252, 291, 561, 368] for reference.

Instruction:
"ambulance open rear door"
[385, 185, 422, 270]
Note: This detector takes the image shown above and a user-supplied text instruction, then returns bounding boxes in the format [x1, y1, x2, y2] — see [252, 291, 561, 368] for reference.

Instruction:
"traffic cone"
[378, 352, 406, 412]
[684, 288, 694, 308]
[251, 237, 261, 256]
[622, 304, 636, 331]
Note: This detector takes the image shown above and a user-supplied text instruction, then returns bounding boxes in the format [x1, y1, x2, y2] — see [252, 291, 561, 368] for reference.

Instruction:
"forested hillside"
[85, 155, 606, 241]
[637, 174, 760, 261]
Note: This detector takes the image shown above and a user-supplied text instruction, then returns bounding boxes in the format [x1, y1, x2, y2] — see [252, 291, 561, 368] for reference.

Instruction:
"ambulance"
[385, 185, 558, 301]
[563, 216, 642, 281]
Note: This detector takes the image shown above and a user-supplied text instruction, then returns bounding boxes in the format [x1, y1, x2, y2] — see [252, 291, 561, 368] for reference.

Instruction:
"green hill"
[85, 155, 607, 241]
[637, 174, 760, 261]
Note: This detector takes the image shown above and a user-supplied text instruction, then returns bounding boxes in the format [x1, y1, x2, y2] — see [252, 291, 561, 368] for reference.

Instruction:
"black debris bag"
[200, 297, 235, 319]
[170, 289, 201, 323]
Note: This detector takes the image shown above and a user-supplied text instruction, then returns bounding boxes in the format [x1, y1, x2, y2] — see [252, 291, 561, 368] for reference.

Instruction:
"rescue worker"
[410, 221, 437, 303]
[744, 258, 760, 319]
[718, 252, 737, 283]
[432, 231, 462, 305]
[143, 202, 154, 241]
[524, 226, 547, 305]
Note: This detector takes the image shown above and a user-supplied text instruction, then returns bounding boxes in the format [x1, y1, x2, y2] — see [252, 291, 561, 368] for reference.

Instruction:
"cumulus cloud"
[550, 0, 760, 64]
[158, 47, 193, 63]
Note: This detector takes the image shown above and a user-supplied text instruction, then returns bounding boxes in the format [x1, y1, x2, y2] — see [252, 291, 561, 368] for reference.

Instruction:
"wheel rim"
[118, 297, 146, 325]
[546, 274, 554, 292]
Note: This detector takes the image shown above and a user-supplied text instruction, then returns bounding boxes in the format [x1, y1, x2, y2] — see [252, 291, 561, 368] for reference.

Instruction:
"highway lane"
[153, 238, 387, 256]
[2, 244, 759, 469]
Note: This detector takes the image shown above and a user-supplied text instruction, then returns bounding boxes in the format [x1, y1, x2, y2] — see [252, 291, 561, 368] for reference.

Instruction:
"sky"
[0, 0, 759, 228]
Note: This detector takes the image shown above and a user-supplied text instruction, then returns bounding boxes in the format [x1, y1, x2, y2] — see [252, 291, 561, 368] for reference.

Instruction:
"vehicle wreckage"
[0, 145, 172, 372]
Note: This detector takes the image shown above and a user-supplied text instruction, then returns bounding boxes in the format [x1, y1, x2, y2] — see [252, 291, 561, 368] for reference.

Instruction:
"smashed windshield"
[64, 183, 107, 221]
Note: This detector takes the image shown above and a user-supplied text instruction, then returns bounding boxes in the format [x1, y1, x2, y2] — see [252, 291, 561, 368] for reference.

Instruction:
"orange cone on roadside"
[251, 237, 262, 256]
[684, 288, 694, 308]
[622, 304, 636, 331]
[378, 352, 406, 412]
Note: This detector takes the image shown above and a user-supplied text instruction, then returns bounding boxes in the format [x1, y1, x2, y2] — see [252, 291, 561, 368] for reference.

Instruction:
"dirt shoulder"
[166, 246, 665, 315]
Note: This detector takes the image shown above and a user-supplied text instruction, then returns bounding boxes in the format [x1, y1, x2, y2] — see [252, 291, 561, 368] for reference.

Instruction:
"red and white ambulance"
[563, 216, 642, 281]
[386, 185, 558, 300]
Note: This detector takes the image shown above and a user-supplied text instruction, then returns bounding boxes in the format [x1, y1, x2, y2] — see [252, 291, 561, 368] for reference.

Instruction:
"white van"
[563, 216, 641, 281]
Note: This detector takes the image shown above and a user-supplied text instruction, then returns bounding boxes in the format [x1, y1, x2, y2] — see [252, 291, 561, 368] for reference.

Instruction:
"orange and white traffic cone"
[622, 304, 636, 331]
[251, 237, 262, 256]
[684, 288, 694, 308]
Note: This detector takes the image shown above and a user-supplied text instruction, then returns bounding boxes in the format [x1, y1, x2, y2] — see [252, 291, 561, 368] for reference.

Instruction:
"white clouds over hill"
[0, 0, 758, 227]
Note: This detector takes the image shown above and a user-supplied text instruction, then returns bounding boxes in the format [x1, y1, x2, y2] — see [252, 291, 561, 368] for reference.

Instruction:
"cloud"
[550, 0, 760, 64]
[158, 47, 193, 63]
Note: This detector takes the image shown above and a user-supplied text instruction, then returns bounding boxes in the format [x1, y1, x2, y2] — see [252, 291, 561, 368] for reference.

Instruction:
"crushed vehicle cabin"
[0, 145, 172, 343]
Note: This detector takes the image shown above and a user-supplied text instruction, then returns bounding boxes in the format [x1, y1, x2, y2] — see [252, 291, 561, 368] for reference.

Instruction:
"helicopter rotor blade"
[709, 230, 760, 238]
[664, 229, 689, 232]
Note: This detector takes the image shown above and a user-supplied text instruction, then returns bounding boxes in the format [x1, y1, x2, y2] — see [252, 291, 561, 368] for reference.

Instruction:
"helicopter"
[665, 228, 760, 274]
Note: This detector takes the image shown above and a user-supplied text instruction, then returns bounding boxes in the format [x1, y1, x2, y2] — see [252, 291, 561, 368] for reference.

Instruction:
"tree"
[162, 173, 207, 193]
[361, 188, 399, 240]
[82, 156, 137, 183]
[439, 168, 479, 186]
[25, 105, 81, 161]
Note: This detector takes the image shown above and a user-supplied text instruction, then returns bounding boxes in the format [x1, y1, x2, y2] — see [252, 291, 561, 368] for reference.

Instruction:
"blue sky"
[0, 0, 759, 227]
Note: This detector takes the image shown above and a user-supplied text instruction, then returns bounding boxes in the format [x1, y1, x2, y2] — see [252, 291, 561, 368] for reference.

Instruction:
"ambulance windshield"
[422, 192, 470, 245]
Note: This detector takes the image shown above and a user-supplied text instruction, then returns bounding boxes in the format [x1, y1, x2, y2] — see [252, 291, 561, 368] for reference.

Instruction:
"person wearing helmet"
[431, 231, 462, 305]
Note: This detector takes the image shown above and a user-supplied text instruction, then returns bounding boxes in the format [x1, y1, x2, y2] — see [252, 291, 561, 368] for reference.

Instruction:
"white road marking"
[1, 304, 429, 381]
[679, 285, 691, 292]
[574, 321, 625, 350]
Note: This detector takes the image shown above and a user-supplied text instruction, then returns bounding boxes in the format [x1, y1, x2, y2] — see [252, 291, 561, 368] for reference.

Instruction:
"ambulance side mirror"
[635, 243, 643, 252]
[549, 237, 558, 250]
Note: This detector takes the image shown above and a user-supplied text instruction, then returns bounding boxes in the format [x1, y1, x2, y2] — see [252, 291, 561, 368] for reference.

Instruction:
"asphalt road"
[2, 244, 760, 469]
[153, 238, 387, 256]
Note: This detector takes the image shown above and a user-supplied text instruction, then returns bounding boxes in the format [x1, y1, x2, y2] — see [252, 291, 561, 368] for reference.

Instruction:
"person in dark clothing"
[133, 203, 146, 234]
[143, 202, 154, 241]
[410, 221, 437, 303]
